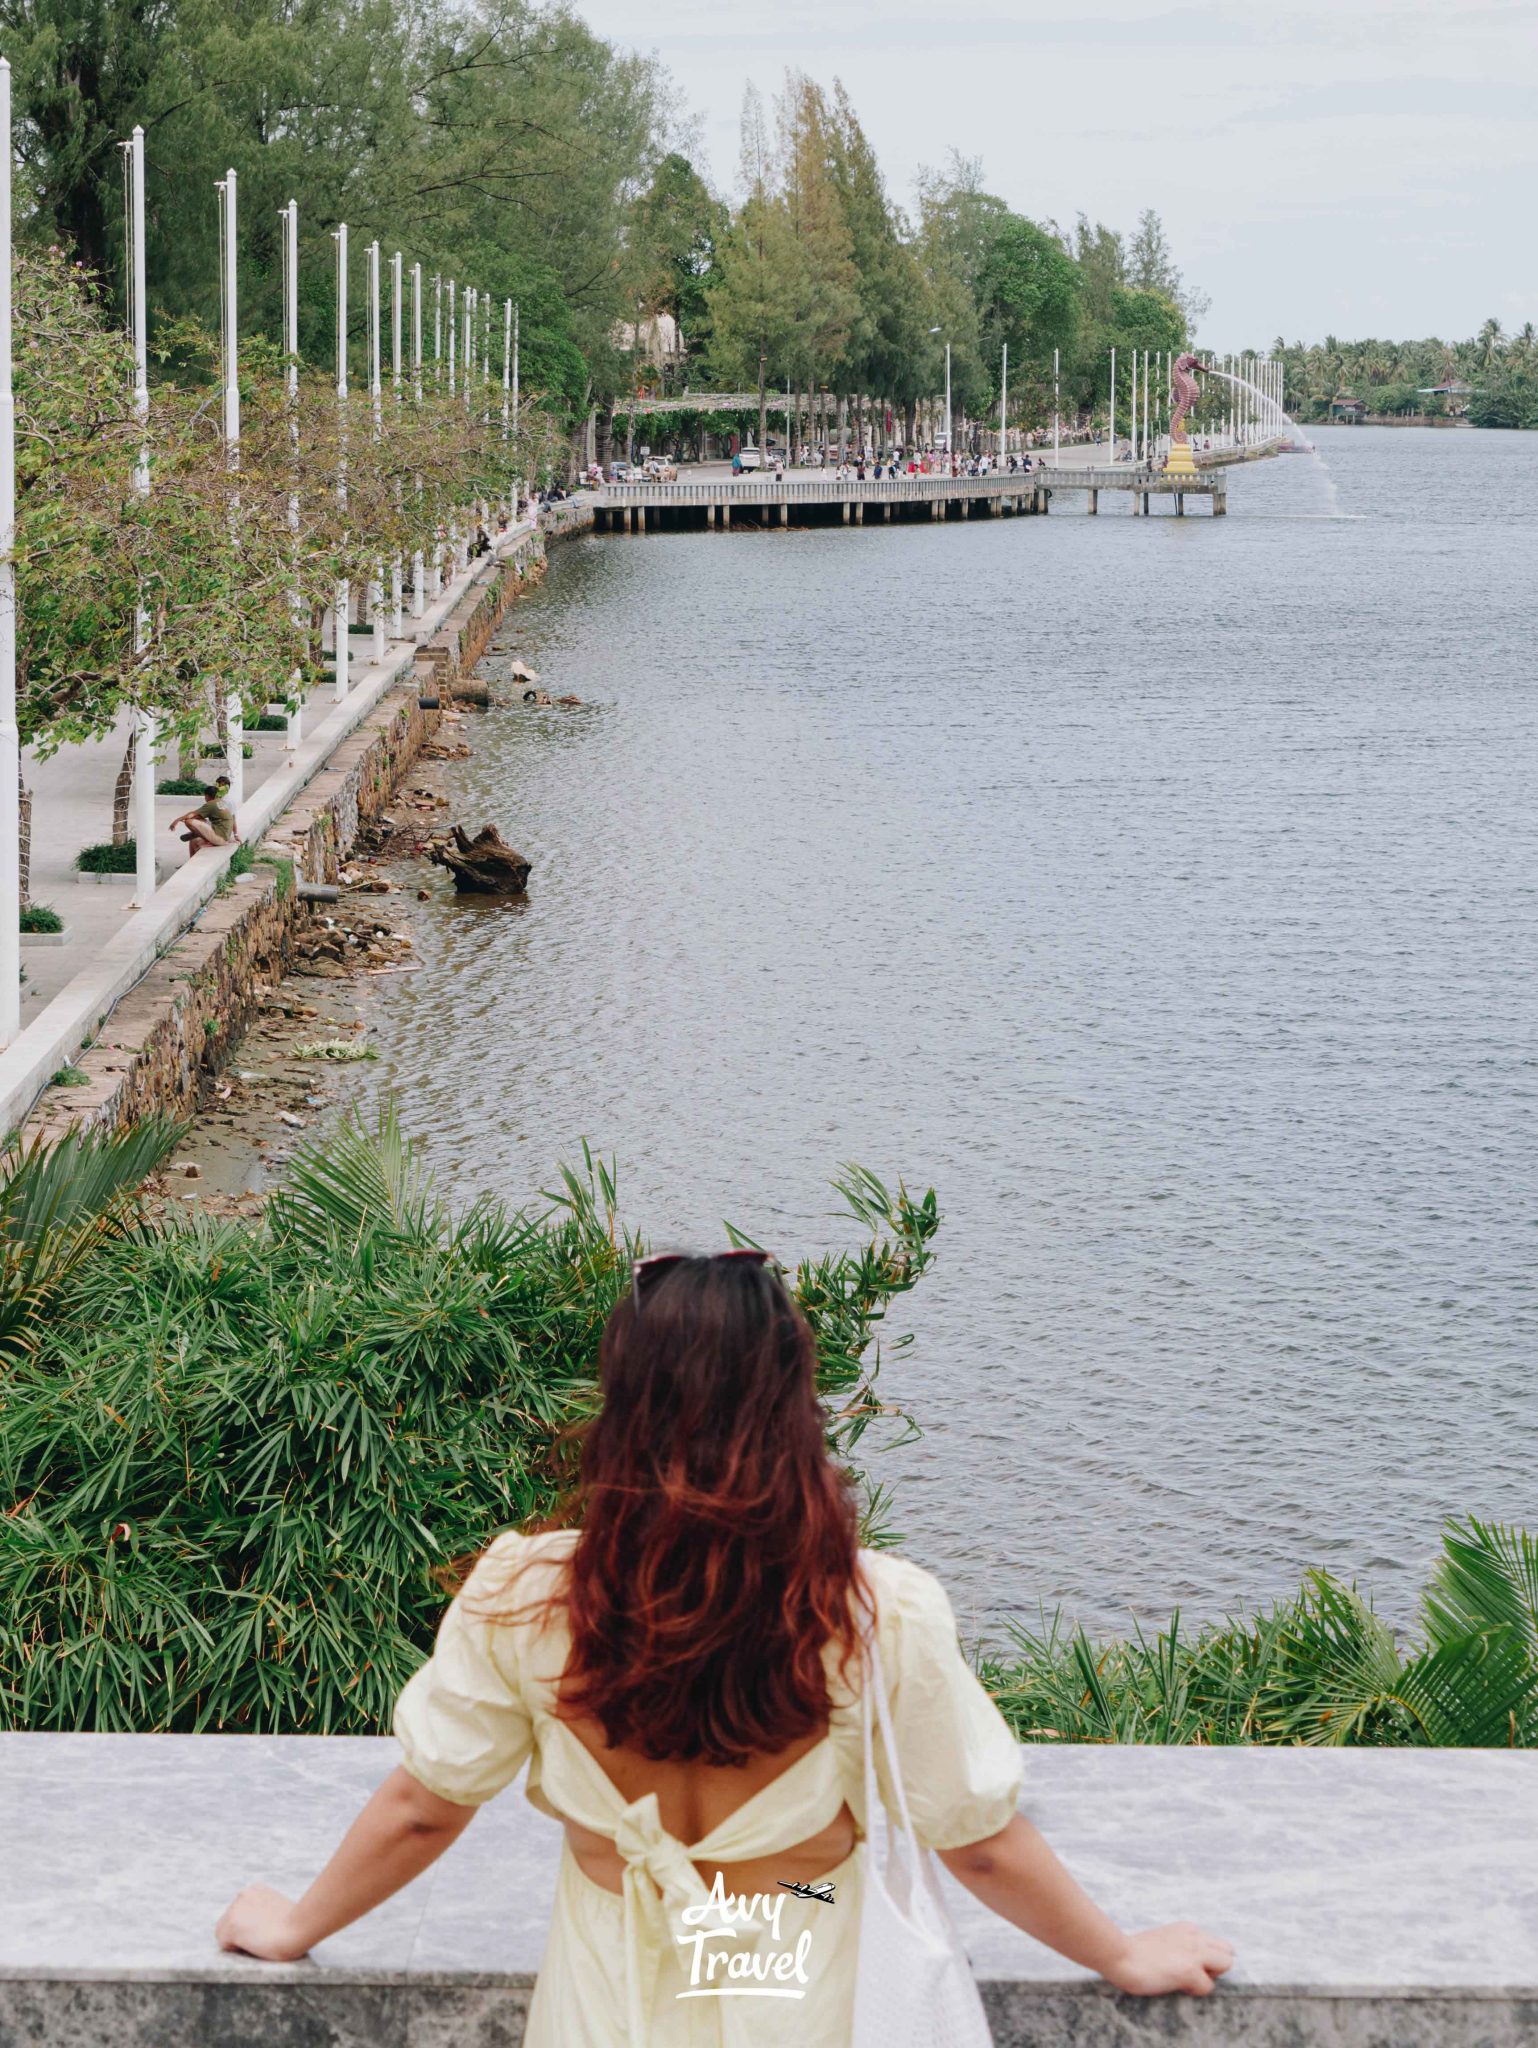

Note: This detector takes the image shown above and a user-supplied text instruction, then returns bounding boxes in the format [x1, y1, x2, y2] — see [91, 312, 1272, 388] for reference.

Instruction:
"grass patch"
[50, 1064, 89, 1087]
[256, 853, 295, 900]
[156, 776, 207, 797]
[20, 904, 64, 933]
[74, 841, 136, 874]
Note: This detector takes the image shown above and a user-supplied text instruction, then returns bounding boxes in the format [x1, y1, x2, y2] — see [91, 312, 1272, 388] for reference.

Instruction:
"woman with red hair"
[219, 1253, 1231, 2042]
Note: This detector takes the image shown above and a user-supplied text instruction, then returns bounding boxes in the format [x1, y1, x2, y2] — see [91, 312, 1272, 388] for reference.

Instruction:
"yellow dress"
[395, 1531, 1022, 2046]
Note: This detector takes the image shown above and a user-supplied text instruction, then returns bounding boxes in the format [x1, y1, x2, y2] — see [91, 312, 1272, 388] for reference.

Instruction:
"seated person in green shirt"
[172, 785, 239, 854]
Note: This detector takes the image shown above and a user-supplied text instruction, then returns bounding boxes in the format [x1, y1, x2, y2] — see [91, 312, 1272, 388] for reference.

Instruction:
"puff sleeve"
[871, 1555, 1024, 1851]
[393, 1533, 535, 1807]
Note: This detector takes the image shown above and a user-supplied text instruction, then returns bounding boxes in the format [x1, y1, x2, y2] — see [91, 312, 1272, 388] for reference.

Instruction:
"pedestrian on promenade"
[172, 784, 237, 855]
[217, 1254, 1233, 2044]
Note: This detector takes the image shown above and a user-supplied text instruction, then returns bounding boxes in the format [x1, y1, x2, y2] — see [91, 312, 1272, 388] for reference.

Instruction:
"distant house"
[1329, 394, 1367, 419]
[1416, 381, 1474, 416]
[613, 312, 686, 373]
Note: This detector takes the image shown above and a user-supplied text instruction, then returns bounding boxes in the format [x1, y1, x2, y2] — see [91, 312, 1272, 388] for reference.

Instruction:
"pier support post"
[959, 498, 970, 519]
[842, 501, 850, 525]
[1089, 489, 1098, 515]
[721, 501, 731, 529]
[853, 500, 864, 525]
[1175, 494, 1185, 517]
[1213, 492, 1227, 517]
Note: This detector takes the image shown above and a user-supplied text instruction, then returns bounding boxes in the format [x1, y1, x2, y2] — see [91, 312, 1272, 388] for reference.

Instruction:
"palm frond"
[1397, 1626, 1538, 1747]
[1424, 1518, 1538, 1660]
[0, 1117, 180, 1357]
[268, 1105, 439, 1252]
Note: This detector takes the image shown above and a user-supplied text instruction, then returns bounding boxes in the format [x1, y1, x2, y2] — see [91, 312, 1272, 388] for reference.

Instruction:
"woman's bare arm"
[215, 1766, 477, 1962]
[937, 1814, 1233, 1996]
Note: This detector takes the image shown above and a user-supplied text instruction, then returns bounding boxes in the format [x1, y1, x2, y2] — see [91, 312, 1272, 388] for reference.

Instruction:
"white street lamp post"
[334, 222, 349, 702]
[126, 124, 156, 905]
[366, 241, 385, 661]
[1108, 346, 1115, 462]
[1053, 345, 1060, 463]
[998, 341, 1007, 466]
[411, 262, 425, 618]
[1130, 348, 1138, 465]
[281, 198, 301, 750]
[0, 60, 19, 1043]
[217, 168, 243, 810]
[390, 250, 403, 638]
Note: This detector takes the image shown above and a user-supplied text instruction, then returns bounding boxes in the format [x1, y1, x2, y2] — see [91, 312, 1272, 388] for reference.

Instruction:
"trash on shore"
[291, 1039, 379, 1062]
[428, 823, 532, 895]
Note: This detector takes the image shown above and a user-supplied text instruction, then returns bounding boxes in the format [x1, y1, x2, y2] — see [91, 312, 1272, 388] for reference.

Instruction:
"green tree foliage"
[1275, 321, 1538, 426]
[705, 86, 805, 450]
[0, 1112, 941, 1733]
[11, 245, 555, 761]
[629, 151, 725, 354]
[1, 0, 671, 406]
[977, 216, 1081, 375]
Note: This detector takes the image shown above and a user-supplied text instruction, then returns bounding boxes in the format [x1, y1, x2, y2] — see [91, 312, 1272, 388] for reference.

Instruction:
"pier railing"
[599, 463, 1232, 510]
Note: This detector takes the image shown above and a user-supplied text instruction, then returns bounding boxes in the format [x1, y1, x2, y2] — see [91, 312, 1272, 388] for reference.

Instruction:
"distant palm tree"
[1475, 318, 1505, 372]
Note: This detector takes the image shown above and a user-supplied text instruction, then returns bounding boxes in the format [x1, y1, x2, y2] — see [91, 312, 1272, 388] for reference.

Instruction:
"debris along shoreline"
[138, 671, 556, 1215]
[135, 618, 581, 1215]
[142, 720, 474, 1217]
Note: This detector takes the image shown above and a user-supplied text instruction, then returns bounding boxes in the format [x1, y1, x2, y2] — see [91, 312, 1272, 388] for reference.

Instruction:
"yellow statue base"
[1165, 439, 1198, 476]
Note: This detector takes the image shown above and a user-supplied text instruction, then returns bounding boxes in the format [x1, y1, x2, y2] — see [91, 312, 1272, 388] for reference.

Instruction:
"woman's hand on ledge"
[216, 1883, 309, 1962]
[938, 1815, 1234, 1997]
[1101, 1923, 1234, 1998]
[214, 1766, 477, 1962]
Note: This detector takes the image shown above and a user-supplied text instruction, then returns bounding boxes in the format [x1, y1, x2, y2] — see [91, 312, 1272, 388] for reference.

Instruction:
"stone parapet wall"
[4, 1736, 1533, 2047]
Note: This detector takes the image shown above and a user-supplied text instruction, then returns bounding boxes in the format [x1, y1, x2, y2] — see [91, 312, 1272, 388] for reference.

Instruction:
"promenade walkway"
[4, 524, 540, 1135]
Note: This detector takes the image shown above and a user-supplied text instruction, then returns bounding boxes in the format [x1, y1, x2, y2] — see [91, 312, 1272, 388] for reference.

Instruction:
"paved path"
[18, 539, 529, 1023]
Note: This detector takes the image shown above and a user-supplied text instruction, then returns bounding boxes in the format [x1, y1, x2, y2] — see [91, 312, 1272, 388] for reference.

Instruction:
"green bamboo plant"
[0, 1111, 937, 1734]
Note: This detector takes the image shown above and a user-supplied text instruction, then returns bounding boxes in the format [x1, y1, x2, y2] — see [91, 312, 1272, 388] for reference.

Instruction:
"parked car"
[736, 445, 763, 470]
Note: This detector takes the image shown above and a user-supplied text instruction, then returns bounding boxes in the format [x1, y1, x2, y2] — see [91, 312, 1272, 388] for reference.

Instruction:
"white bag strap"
[861, 1612, 922, 1865]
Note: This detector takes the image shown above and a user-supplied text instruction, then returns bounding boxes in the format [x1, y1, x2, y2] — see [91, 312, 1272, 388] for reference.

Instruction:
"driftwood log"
[429, 825, 532, 895]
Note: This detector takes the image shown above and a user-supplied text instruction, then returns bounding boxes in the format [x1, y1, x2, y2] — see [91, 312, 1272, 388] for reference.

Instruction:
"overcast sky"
[578, 0, 1537, 347]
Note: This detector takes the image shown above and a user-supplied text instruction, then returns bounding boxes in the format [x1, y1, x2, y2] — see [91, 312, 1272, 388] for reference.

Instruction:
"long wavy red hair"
[540, 1256, 864, 1766]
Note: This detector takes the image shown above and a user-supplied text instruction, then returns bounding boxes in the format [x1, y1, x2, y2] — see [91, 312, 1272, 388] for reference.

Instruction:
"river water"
[355, 427, 1538, 1640]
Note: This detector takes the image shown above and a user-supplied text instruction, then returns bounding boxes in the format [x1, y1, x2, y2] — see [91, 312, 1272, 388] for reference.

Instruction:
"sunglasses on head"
[631, 1248, 778, 1313]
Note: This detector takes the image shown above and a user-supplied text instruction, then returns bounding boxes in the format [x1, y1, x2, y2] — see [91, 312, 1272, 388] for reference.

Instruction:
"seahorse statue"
[1169, 352, 1212, 448]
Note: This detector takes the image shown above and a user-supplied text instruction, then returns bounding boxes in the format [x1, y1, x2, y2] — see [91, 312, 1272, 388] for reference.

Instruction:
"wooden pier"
[596, 462, 1229, 531]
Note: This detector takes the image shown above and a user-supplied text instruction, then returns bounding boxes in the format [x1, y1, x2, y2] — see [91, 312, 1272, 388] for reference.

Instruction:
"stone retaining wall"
[27, 541, 545, 1141]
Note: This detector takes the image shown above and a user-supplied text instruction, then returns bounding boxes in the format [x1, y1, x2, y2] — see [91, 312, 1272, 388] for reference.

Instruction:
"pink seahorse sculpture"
[1170, 352, 1213, 447]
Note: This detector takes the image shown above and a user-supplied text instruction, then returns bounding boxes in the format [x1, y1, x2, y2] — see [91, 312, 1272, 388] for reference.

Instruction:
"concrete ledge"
[5, 1736, 1534, 2045]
